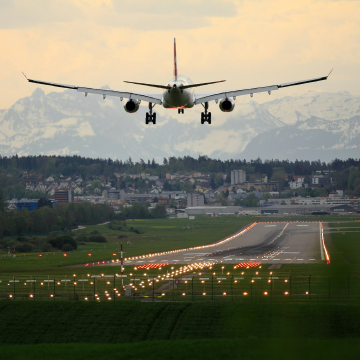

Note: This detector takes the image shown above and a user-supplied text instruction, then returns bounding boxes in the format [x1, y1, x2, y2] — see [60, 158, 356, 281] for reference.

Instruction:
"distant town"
[2, 154, 358, 217]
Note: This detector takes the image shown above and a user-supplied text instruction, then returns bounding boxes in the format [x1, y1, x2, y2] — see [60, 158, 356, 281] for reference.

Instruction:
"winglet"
[21, 71, 28, 80]
[327, 69, 333, 78]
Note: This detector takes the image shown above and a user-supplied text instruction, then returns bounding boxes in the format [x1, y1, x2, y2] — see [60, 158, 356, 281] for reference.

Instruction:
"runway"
[122, 222, 325, 266]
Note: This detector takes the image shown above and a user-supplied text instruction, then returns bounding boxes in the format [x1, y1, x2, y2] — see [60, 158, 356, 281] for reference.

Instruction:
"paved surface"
[122, 222, 324, 266]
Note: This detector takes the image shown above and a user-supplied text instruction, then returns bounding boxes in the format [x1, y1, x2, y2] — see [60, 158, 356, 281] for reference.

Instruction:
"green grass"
[1, 301, 360, 345]
[0, 216, 254, 276]
[3, 338, 360, 360]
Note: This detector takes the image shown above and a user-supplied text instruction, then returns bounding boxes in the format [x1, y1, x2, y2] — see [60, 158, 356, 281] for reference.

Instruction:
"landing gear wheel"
[200, 102, 211, 124]
[145, 102, 157, 124]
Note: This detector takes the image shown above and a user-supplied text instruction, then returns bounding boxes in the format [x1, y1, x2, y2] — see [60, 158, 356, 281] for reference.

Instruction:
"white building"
[231, 170, 246, 185]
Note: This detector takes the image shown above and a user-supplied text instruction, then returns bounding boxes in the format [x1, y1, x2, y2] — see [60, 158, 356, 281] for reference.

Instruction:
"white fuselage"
[162, 75, 195, 109]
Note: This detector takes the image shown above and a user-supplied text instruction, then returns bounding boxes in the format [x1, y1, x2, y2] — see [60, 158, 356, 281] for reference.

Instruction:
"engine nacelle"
[219, 98, 235, 112]
[124, 99, 140, 113]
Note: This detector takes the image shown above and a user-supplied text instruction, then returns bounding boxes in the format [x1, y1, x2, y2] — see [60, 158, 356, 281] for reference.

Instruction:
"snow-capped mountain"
[0, 87, 282, 160]
[0, 87, 359, 162]
[240, 115, 360, 162]
[262, 90, 360, 124]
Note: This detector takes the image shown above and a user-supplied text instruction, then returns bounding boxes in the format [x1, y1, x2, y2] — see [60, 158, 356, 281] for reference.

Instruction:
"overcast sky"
[1, 0, 359, 109]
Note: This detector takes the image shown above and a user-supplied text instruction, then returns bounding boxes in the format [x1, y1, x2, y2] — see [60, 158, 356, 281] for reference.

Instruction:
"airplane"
[23, 38, 332, 125]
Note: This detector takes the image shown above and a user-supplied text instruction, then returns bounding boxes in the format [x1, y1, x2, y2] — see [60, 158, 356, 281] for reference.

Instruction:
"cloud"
[0, 0, 83, 29]
[111, 0, 239, 18]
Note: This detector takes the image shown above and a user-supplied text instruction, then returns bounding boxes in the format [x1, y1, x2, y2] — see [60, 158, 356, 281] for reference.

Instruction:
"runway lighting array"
[321, 222, 330, 264]
[234, 261, 261, 269]
[124, 223, 257, 263]
[136, 262, 169, 270]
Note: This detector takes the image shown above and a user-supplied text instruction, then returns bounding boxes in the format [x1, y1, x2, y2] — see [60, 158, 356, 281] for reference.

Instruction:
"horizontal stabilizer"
[124, 81, 170, 90]
[181, 80, 226, 90]
[124, 80, 226, 90]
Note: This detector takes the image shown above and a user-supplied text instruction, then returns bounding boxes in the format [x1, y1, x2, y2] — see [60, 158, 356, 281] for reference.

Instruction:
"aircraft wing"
[24, 76, 163, 104]
[194, 72, 331, 104]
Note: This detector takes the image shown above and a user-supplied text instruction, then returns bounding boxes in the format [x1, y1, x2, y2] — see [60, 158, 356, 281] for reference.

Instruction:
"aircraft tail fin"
[174, 38, 178, 81]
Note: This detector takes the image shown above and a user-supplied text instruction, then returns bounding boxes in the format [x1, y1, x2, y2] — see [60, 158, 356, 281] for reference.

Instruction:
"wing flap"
[194, 73, 330, 104]
[25, 77, 162, 104]
[77, 87, 162, 104]
[195, 85, 278, 104]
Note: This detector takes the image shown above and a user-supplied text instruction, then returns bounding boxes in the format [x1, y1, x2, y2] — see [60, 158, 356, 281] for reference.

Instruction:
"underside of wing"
[194, 73, 330, 104]
[24, 77, 163, 104]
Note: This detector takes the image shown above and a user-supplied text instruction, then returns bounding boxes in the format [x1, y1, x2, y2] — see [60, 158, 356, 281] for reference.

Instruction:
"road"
[121, 221, 325, 266]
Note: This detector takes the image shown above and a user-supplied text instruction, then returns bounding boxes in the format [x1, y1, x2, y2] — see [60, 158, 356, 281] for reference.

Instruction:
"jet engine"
[219, 98, 235, 112]
[124, 99, 140, 113]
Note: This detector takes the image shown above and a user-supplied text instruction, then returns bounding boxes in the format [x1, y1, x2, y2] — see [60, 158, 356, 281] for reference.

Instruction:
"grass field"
[1, 214, 360, 359]
[0, 216, 254, 276]
[1, 301, 360, 344]
[3, 339, 360, 360]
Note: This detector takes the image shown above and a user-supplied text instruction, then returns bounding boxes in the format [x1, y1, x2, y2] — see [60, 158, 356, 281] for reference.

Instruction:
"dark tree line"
[0, 154, 359, 178]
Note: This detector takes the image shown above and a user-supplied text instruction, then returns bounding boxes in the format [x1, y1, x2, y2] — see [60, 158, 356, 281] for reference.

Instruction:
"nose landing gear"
[146, 102, 156, 124]
[178, 109, 184, 114]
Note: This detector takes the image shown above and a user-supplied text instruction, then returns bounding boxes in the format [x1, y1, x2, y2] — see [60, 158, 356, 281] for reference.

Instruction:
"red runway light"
[88, 253, 91, 256]
[63, 254, 67, 257]
[112, 253, 117, 256]
[39, 254, 42, 257]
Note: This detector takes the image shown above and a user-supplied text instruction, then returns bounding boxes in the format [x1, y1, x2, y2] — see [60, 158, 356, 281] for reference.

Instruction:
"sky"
[1, 0, 360, 110]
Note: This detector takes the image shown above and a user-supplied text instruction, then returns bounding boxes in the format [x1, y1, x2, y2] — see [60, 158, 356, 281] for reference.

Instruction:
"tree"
[37, 197, 52, 208]
[263, 192, 271, 201]
[0, 189, 7, 212]
[163, 180, 171, 191]
[210, 177, 216, 190]
[225, 173, 231, 183]
[44, 159, 56, 176]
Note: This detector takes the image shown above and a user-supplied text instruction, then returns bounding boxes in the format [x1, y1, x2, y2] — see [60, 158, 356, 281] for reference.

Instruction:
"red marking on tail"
[174, 38, 177, 81]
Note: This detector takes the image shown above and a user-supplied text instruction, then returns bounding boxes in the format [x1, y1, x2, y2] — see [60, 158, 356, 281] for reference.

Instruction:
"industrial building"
[54, 189, 74, 203]
[17, 199, 57, 211]
[186, 206, 243, 215]
[187, 194, 204, 207]
[186, 204, 358, 216]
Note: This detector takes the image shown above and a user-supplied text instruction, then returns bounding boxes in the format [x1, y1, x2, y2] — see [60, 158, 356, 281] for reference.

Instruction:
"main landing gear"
[146, 102, 156, 124]
[201, 102, 211, 124]
[178, 109, 184, 114]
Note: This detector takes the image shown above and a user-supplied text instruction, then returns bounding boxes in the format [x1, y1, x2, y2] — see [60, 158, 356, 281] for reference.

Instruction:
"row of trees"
[0, 199, 114, 237]
[1, 154, 359, 178]
[0, 187, 167, 237]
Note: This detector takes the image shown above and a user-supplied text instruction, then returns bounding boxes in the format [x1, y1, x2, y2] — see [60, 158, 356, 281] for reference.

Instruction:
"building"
[54, 189, 74, 203]
[17, 200, 39, 211]
[105, 189, 120, 201]
[187, 194, 204, 207]
[17, 199, 57, 211]
[231, 170, 246, 185]
[311, 176, 332, 186]
[186, 206, 243, 215]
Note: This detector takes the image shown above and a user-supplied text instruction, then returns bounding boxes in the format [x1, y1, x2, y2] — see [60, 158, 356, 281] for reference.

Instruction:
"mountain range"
[0, 87, 359, 162]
